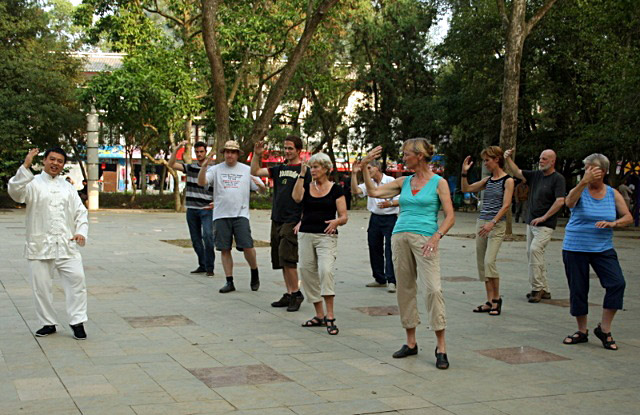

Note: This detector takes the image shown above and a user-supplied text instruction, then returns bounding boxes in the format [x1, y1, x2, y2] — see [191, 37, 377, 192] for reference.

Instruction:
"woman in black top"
[292, 153, 348, 335]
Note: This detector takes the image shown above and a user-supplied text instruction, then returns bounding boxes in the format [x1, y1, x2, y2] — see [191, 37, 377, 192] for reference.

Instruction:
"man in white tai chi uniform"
[8, 147, 89, 339]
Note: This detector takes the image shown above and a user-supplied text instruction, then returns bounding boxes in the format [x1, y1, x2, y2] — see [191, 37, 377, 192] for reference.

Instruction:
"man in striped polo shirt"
[169, 141, 215, 276]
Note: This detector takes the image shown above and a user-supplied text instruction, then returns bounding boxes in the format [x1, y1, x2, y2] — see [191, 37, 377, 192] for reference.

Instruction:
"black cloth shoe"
[191, 267, 206, 274]
[70, 323, 87, 340]
[393, 344, 418, 358]
[435, 347, 449, 370]
[35, 325, 56, 337]
[271, 293, 291, 307]
[219, 281, 236, 293]
[287, 291, 304, 312]
[250, 269, 260, 291]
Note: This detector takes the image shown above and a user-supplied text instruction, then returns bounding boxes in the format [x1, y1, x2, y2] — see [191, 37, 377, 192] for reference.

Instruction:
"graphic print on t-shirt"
[221, 173, 244, 189]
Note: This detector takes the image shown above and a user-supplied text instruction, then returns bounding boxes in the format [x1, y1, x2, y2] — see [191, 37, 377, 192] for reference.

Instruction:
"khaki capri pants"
[298, 232, 338, 303]
[392, 232, 446, 331]
[475, 219, 506, 281]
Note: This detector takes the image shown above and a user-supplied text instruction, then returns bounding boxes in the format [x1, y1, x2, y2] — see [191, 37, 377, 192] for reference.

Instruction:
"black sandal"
[489, 298, 502, 316]
[302, 316, 325, 327]
[435, 347, 449, 370]
[563, 330, 588, 345]
[473, 301, 492, 313]
[594, 323, 618, 350]
[325, 317, 339, 335]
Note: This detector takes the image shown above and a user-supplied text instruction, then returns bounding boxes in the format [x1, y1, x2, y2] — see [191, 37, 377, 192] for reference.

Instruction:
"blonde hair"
[309, 152, 333, 173]
[402, 138, 435, 162]
[480, 146, 505, 168]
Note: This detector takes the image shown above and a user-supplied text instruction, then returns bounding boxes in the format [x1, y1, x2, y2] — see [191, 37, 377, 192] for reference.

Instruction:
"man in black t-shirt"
[505, 148, 566, 303]
[251, 135, 310, 311]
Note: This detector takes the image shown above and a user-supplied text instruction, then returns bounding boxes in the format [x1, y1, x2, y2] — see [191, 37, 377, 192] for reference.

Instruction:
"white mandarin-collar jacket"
[8, 165, 88, 260]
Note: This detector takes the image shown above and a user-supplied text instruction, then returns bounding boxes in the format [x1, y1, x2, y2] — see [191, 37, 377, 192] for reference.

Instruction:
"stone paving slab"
[0, 208, 638, 414]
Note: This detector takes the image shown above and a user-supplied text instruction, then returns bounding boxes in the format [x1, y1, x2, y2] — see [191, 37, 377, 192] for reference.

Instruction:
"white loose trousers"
[28, 257, 87, 326]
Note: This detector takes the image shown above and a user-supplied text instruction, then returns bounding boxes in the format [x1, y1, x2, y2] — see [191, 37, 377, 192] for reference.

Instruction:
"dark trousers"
[186, 208, 215, 272]
[368, 213, 397, 284]
[562, 249, 625, 317]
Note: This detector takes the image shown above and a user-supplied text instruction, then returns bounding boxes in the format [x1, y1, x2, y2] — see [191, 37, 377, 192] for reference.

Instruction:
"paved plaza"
[0, 208, 639, 415]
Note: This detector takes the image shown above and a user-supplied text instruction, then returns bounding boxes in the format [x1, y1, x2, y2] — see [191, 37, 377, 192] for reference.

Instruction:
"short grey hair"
[583, 153, 610, 172]
[368, 160, 381, 170]
[309, 152, 333, 172]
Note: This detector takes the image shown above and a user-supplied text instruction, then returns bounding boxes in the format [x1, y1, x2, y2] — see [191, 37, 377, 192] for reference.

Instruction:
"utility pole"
[87, 106, 99, 210]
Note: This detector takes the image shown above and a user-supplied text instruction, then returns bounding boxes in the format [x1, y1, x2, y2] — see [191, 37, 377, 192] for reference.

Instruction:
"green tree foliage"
[350, 0, 440, 165]
[0, 0, 83, 186]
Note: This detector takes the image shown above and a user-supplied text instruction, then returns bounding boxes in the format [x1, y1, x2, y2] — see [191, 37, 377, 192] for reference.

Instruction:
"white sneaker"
[388, 283, 396, 293]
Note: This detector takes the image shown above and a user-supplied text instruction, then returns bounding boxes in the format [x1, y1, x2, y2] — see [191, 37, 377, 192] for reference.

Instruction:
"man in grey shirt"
[505, 148, 565, 303]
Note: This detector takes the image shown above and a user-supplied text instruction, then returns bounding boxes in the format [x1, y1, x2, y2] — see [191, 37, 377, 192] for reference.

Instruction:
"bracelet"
[491, 219, 497, 225]
[297, 176, 305, 180]
[461, 173, 468, 177]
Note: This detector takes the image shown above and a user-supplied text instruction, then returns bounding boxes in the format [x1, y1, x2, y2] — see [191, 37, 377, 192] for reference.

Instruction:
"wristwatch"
[436, 230, 444, 238]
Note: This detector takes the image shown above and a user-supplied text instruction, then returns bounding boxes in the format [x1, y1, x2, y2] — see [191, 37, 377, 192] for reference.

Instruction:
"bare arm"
[168, 141, 185, 172]
[250, 140, 270, 177]
[460, 155, 488, 192]
[324, 195, 348, 234]
[351, 162, 364, 196]
[504, 148, 525, 182]
[292, 163, 307, 203]
[596, 189, 633, 228]
[566, 166, 599, 208]
[252, 176, 267, 194]
[531, 197, 565, 226]
[197, 157, 213, 187]
[422, 179, 456, 257]
[361, 147, 403, 198]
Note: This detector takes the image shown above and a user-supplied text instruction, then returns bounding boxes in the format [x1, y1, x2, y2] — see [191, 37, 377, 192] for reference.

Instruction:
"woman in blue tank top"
[462, 146, 514, 316]
[562, 154, 632, 350]
[360, 138, 455, 370]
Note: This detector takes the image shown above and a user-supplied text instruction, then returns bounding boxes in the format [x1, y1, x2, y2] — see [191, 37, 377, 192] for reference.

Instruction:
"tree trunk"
[127, 147, 136, 203]
[140, 156, 148, 195]
[497, 0, 558, 235]
[201, 0, 232, 153]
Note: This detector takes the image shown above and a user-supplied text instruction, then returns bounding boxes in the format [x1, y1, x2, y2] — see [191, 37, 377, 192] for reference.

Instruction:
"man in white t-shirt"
[198, 140, 264, 293]
[352, 160, 400, 292]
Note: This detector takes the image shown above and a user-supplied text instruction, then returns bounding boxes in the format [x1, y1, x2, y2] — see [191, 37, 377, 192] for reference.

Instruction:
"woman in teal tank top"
[360, 138, 455, 370]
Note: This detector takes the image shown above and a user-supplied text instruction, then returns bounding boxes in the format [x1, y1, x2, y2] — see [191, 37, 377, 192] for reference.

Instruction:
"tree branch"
[496, 0, 509, 30]
[249, 18, 306, 58]
[142, 0, 185, 27]
[526, 0, 558, 35]
[248, 0, 340, 143]
[228, 48, 251, 106]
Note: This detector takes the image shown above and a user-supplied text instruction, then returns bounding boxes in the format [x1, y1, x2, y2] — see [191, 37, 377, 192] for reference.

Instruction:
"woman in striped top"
[562, 154, 632, 350]
[462, 146, 514, 316]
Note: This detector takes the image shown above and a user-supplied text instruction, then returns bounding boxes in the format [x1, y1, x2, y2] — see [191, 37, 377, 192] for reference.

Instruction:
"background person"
[8, 148, 89, 340]
[198, 140, 263, 293]
[360, 139, 455, 370]
[169, 140, 215, 276]
[462, 146, 514, 316]
[251, 136, 309, 312]
[562, 154, 632, 350]
[351, 160, 399, 292]
[514, 181, 529, 223]
[504, 148, 566, 303]
[293, 153, 348, 335]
